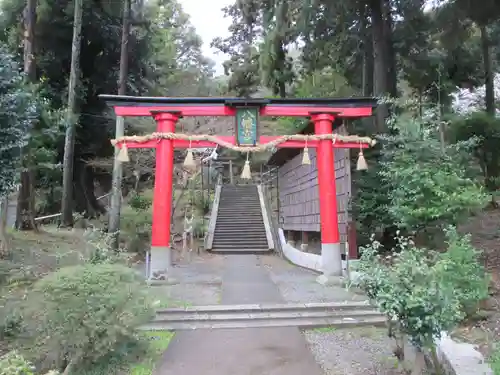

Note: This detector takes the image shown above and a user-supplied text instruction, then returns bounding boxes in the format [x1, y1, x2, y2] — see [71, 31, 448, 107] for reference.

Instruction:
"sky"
[179, 0, 443, 76]
[179, 0, 233, 75]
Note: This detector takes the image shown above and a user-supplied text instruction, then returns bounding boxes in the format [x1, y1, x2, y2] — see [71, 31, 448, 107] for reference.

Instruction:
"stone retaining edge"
[435, 332, 493, 375]
[257, 184, 274, 250]
[205, 184, 221, 250]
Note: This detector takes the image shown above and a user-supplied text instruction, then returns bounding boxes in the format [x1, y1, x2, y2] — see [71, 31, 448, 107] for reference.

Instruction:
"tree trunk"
[480, 24, 495, 116]
[60, 0, 83, 227]
[369, 0, 389, 132]
[16, 0, 38, 231]
[0, 197, 10, 258]
[383, 0, 397, 97]
[74, 162, 107, 217]
[360, 8, 374, 96]
[108, 0, 131, 249]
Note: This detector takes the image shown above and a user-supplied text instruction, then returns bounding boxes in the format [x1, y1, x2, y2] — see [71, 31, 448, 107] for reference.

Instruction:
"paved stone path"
[153, 254, 324, 375]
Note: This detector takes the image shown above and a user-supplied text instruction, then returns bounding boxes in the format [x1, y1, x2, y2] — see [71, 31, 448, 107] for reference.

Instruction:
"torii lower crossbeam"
[101, 95, 377, 283]
[116, 137, 371, 150]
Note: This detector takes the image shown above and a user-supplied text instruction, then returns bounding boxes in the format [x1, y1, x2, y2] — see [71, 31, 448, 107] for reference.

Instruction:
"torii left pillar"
[149, 112, 178, 280]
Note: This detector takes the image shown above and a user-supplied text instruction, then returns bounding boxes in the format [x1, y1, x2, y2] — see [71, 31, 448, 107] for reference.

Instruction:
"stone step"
[217, 213, 262, 218]
[218, 203, 261, 207]
[214, 230, 265, 235]
[218, 209, 261, 212]
[214, 223, 264, 227]
[142, 315, 386, 330]
[209, 248, 272, 254]
[216, 214, 264, 225]
[212, 239, 269, 245]
[211, 239, 269, 244]
[218, 205, 261, 207]
[142, 302, 384, 330]
[211, 246, 270, 251]
[215, 218, 264, 223]
[214, 228, 267, 234]
[155, 301, 375, 313]
[215, 225, 265, 231]
[213, 228, 266, 233]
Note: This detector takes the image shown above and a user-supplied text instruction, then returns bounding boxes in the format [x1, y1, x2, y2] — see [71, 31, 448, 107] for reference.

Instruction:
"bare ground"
[455, 209, 500, 357]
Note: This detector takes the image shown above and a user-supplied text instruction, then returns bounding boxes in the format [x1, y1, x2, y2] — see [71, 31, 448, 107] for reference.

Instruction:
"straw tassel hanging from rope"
[117, 142, 129, 162]
[183, 138, 196, 168]
[301, 137, 311, 165]
[241, 151, 252, 179]
[356, 143, 368, 171]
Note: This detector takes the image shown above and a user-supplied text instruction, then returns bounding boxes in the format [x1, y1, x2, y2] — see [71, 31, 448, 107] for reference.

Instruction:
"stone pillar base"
[321, 242, 342, 276]
[149, 246, 172, 280]
[316, 274, 346, 286]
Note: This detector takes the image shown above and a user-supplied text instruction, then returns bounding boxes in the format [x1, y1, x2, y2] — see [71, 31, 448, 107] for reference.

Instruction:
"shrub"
[448, 112, 500, 196]
[353, 106, 488, 248]
[20, 263, 154, 372]
[356, 234, 463, 349]
[489, 344, 500, 375]
[436, 226, 490, 316]
[120, 205, 152, 254]
[355, 229, 489, 370]
[380, 117, 487, 235]
[0, 351, 35, 375]
[128, 193, 152, 211]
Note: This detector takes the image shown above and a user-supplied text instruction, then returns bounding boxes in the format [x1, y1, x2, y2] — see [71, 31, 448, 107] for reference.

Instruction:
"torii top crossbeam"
[100, 95, 377, 117]
[100, 94, 377, 281]
[100, 95, 377, 149]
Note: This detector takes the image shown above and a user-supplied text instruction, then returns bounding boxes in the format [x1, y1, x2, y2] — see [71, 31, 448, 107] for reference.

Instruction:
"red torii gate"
[100, 95, 377, 281]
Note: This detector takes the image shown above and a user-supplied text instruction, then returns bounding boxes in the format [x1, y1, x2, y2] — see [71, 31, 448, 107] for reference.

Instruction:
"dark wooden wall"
[278, 125, 352, 244]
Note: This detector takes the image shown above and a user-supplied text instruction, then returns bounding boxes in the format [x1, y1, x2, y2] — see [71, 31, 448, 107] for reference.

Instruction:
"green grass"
[130, 331, 175, 375]
[489, 344, 500, 375]
[311, 326, 337, 333]
[74, 331, 175, 375]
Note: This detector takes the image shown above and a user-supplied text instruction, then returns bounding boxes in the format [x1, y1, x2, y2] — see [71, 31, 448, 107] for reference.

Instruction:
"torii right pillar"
[312, 113, 343, 284]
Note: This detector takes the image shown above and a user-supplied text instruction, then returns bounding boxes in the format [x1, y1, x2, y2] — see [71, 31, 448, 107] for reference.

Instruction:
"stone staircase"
[143, 301, 386, 330]
[210, 185, 271, 254]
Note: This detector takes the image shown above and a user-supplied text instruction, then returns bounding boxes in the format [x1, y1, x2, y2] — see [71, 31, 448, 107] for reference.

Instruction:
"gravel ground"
[260, 255, 367, 303]
[260, 254, 405, 375]
[304, 327, 405, 375]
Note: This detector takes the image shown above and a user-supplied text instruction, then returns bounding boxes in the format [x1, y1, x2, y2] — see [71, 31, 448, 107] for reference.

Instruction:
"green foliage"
[381, 122, 487, 232]
[128, 331, 174, 375]
[353, 109, 488, 245]
[0, 299, 23, 341]
[0, 44, 38, 198]
[0, 0, 216, 217]
[356, 228, 488, 349]
[436, 226, 490, 315]
[276, 68, 355, 133]
[490, 344, 500, 375]
[128, 193, 153, 211]
[449, 112, 500, 192]
[120, 205, 152, 252]
[20, 263, 154, 370]
[0, 351, 35, 375]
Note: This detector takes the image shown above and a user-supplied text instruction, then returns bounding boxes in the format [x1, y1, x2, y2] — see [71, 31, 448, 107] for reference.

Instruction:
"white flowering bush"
[451, 73, 500, 116]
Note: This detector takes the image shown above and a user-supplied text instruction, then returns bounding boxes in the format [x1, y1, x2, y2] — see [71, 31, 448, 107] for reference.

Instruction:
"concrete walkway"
[153, 255, 325, 375]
